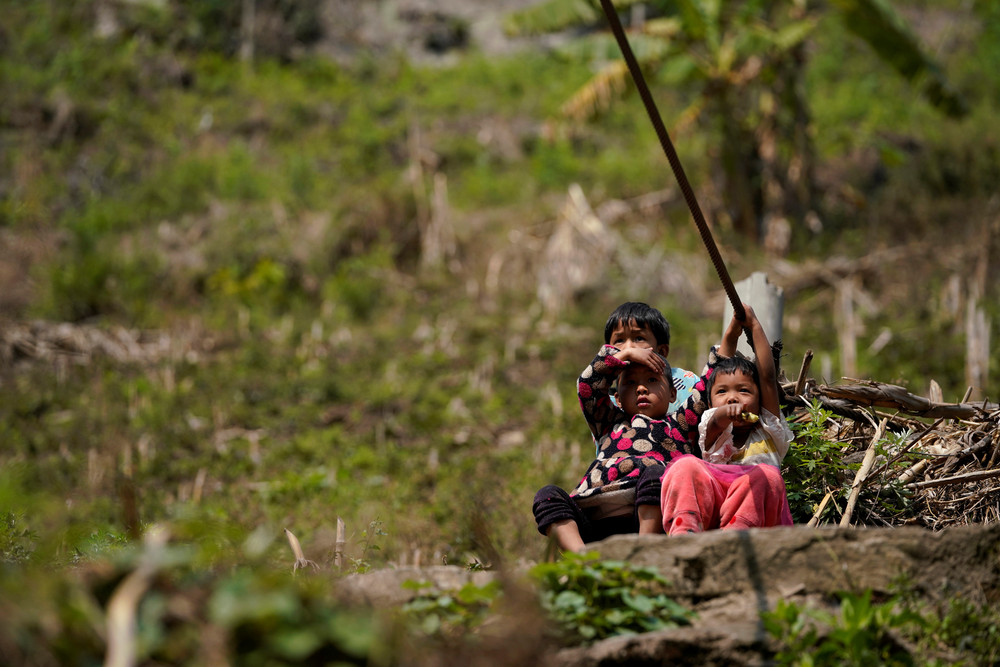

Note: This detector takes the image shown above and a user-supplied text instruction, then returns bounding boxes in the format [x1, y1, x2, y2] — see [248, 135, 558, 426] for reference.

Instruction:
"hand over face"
[619, 346, 666, 376]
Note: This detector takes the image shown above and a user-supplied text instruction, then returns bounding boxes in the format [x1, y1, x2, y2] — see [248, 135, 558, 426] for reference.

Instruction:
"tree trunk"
[716, 89, 762, 241]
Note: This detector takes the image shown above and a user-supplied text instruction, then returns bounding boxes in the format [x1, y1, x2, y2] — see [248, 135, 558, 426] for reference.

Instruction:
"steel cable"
[598, 0, 748, 330]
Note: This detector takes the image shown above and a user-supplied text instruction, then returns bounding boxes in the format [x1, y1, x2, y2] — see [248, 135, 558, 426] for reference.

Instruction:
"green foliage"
[1, 4, 999, 661]
[401, 579, 503, 639]
[922, 596, 1000, 664]
[349, 518, 388, 574]
[504, 0, 644, 37]
[783, 401, 915, 525]
[764, 590, 923, 666]
[400, 556, 693, 649]
[208, 569, 386, 666]
[0, 536, 394, 666]
[763, 586, 1000, 666]
[206, 257, 290, 308]
[71, 527, 133, 564]
[830, 0, 967, 116]
[321, 248, 394, 323]
[783, 401, 854, 524]
[171, 0, 326, 59]
[529, 552, 694, 645]
[37, 245, 162, 324]
[0, 512, 37, 565]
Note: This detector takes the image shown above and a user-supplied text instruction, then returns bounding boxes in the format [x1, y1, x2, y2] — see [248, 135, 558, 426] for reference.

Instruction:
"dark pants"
[532, 464, 665, 544]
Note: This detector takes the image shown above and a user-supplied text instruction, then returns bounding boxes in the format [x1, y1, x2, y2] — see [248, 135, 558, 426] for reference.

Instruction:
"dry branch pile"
[785, 377, 1000, 530]
[0, 320, 207, 369]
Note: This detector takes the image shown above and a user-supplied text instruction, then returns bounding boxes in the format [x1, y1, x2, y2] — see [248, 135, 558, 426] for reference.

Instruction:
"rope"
[597, 0, 748, 332]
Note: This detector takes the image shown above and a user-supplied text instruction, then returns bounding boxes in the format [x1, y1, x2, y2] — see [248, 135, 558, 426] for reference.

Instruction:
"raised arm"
[719, 309, 745, 359]
[742, 305, 780, 417]
[578, 345, 628, 440]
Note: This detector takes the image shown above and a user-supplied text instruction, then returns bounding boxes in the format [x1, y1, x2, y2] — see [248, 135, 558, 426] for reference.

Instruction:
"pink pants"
[660, 455, 793, 535]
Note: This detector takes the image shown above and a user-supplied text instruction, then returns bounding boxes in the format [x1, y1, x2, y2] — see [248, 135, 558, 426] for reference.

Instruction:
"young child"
[660, 304, 794, 534]
[533, 302, 715, 553]
[602, 302, 701, 433]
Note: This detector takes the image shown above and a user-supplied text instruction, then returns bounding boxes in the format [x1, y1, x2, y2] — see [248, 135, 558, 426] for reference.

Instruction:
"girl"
[660, 305, 794, 534]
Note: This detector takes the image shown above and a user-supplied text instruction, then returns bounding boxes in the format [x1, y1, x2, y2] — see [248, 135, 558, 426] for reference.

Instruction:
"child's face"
[617, 364, 676, 419]
[709, 370, 760, 419]
[608, 320, 669, 358]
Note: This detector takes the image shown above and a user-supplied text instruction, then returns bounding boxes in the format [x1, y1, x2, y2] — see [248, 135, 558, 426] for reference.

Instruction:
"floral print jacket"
[571, 345, 716, 500]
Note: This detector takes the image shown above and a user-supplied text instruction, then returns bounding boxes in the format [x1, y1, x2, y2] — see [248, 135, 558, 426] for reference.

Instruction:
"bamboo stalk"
[807, 491, 832, 527]
[840, 417, 886, 527]
[898, 459, 929, 485]
[192, 468, 207, 504]
[988, 430, 1000, 469]
[283, 528, 318, 573]
[335, 517, 346, 570]
[837, 278, 857, 379]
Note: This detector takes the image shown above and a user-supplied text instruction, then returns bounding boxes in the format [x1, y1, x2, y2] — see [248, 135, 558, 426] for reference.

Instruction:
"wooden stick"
[816, 380, 997, 419]
[794, 349, 813, 397]
[870, 417, 944, 478]
[106, 526, 169, 667]
[841, 417, 886, 527]
[928, 380, 943, 403]
[906, 468, 1000, 489]
[117, 474, 141, 541]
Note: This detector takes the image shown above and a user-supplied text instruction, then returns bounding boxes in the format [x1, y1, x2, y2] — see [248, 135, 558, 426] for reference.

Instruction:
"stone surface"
[555, 524, 1000, 664]
[339, 523, 1000, 665]
[586, 523, 1000, 605]
[337, 565, 497, 607]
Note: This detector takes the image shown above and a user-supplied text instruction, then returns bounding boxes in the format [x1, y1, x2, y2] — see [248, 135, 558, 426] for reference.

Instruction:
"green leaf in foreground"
[529, 552, 694, 645]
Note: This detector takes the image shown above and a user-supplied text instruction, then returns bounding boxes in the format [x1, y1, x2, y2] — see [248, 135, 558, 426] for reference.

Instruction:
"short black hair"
[603, 302, 671, 346]
[706, 354, 760, 395]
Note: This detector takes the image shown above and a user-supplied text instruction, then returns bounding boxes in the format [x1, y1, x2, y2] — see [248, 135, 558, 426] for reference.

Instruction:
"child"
[660, 304, 794, 534]
[602, 302, 701, 430]
[533, 302, 715, 553]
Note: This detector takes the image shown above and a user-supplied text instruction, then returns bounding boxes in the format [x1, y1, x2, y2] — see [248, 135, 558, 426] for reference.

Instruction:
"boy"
[603, 302, 700, 422]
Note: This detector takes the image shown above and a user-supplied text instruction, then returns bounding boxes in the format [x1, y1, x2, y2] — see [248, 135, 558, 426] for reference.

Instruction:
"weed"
[349, 517, 388, 574]
[401, 579, 502, 639]
[784, 400, 853, 524]
[529, 552, 694, 645]
[784, 402, 918, 526]
[763, 586, 1000, 666]
[0, 512, 37, 564]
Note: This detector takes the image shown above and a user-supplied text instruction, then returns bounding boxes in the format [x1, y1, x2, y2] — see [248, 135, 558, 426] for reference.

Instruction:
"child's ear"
[656, 343, 670, 358]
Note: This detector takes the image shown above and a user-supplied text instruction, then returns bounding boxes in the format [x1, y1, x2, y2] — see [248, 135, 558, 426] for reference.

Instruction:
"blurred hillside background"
[1, 0, 998, 579]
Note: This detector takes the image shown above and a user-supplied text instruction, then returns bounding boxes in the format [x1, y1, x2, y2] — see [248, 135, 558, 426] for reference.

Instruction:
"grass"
[0, 1, 999, 660]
